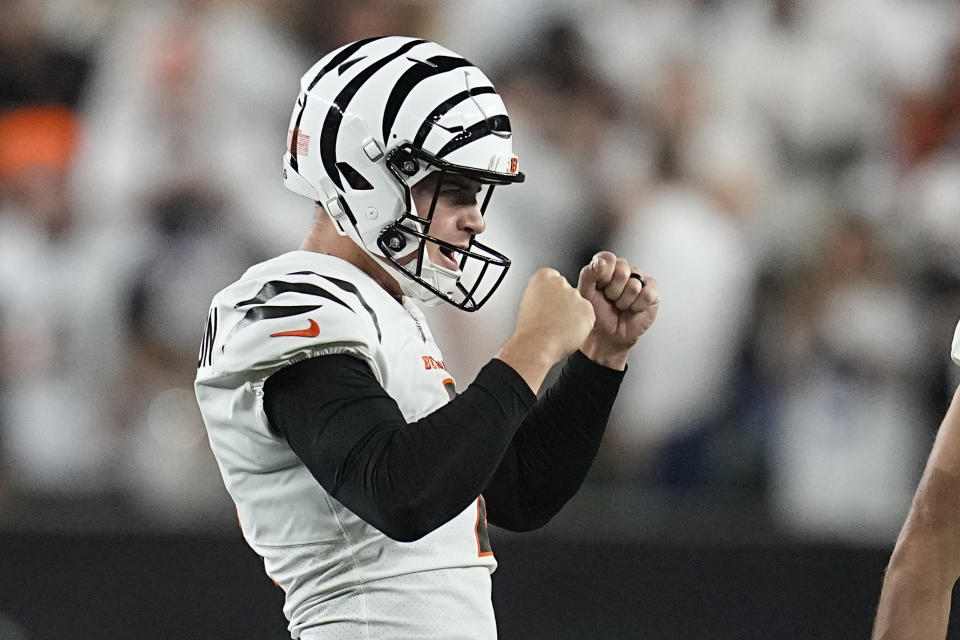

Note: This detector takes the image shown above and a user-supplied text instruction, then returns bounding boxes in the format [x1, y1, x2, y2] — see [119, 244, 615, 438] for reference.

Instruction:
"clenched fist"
[497, 268, 595, 392]
[515, 268, 596, 363]
[577, 251, 660, 370]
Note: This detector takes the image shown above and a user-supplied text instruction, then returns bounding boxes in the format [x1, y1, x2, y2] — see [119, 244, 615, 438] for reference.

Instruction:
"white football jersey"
[195, 251, 497, 639]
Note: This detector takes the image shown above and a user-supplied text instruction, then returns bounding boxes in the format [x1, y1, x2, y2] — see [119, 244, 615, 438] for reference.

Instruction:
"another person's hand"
[871, 314, 960, 640]
[577, 251, 660, 370]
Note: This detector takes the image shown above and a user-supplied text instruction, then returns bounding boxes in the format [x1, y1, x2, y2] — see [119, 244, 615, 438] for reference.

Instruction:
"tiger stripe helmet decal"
[281, 37, 524, 311]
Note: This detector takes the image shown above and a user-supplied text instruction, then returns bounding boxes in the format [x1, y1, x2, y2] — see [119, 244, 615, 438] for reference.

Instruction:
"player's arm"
[265, 354, 533, 542]
[482, 350, 624, 530]
[872, 377, 960, 639]
[263, 268, 594, 543]
[484, 252, 660, 530]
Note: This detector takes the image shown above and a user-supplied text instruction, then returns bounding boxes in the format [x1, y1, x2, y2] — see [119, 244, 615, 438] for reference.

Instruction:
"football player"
[872, 319, 960, 640]
[195, 36, 660, 639]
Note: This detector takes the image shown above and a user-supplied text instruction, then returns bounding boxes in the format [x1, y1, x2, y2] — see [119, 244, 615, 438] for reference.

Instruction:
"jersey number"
[475, 496, 493, 557]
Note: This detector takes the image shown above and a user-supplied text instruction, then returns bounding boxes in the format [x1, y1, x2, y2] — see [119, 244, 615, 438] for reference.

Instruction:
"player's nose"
[458, 203, 485, 235]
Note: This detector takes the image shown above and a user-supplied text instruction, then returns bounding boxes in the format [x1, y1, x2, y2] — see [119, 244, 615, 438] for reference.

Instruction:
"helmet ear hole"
[336, 162, 374, 190]
[380, 226, 408, 253]
[389, 150, 420, 176]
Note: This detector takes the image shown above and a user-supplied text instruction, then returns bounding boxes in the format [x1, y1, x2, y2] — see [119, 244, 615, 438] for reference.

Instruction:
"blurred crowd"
[1, 0, 959, 544]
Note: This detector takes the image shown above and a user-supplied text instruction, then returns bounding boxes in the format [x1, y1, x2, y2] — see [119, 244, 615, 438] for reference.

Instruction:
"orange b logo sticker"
[509, 157, 518, 173]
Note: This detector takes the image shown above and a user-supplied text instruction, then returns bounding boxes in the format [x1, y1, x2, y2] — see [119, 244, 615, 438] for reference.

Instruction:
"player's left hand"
[576, 251, 660, 369]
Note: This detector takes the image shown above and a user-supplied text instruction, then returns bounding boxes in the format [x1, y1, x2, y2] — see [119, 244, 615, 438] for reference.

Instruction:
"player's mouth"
[436, 244, 464, 271]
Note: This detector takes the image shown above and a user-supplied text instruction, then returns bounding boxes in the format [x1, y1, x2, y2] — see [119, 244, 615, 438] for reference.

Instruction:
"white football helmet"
[282, 36, 525, 310]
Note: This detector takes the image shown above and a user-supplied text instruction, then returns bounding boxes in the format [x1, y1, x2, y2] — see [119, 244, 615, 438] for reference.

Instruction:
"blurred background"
[2, 0, 960, 638]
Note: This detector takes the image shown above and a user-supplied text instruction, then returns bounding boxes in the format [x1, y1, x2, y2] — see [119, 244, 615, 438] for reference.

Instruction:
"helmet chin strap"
[334, 192, 459, 306]
[378, 250, 461, 307]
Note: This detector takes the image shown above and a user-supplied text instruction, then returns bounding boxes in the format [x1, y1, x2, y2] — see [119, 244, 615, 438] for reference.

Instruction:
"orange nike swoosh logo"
[270, 318, 319, 338]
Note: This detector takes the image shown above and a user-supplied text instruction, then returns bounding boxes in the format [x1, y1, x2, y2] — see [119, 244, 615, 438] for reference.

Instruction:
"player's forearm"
[358, 360, 535, 540]
[874, 470, 960, 638]
[484, 351, 625, 530]
[873, 384, 960, 639]
[873, 535, 954, 640]
[874, 509, 960, 639]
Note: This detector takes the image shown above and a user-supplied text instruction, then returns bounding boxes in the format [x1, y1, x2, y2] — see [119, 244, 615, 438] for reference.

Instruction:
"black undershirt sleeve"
[262, 354, 536, 542]
[482, 350, 626, 531]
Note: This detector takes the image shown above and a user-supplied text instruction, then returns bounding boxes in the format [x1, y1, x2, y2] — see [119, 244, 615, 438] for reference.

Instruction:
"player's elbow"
[378, 521, 431, 543]
[378, 525, 429, 543]
[488, 503, 558, 532]
[497, 517, 552, 533]
[373, 501, 443, 542]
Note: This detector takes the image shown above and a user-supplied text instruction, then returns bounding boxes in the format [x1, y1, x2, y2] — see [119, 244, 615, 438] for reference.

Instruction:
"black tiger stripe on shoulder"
[226, 278, 360, 343]
[226, 304, 324, 343]
[288, 271, 382, 343]
[235, 280, 353, 312]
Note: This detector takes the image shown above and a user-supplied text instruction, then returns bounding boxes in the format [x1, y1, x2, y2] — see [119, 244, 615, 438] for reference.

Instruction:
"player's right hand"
[513, 268, 596, 364]
[952, 317, 960, 367]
